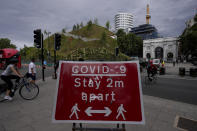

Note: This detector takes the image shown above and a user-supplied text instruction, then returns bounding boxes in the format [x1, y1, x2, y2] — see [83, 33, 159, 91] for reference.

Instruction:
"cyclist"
[147, 60, 157, 81]
[0, 59, 23, 100]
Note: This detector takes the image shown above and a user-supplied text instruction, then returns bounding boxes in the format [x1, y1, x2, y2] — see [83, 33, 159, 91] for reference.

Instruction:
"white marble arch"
[143, 37, 179, 61]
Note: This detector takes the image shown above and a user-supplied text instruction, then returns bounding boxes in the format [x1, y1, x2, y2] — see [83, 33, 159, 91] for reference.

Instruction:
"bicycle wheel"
[145, 76, 151, 88]
[19, 83, 39, 100]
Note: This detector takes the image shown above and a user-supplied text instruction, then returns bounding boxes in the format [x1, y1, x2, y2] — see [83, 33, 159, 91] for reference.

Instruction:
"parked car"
[153, 59, 161, 68]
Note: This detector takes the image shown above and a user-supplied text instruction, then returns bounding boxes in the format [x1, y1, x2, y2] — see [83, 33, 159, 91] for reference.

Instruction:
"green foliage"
[42, 32, 129, 61]
[20, 24, 130, 62]
[180, 23, 197, 56]
[65, 47, 129, 61]
[106, 21, 110, 30]
[20, 46, 41, 61]
[100, 31, 107, 44]
[73, 24, 77, 31]
[0, 38, 16, 49]
[116, 29, 143, 57]
[80, 22, 83, 28]
[76, 24, 80, 30]
[87, 20, 93, 31]
[62, 28, 66, 33]
[194, 14, 197, 22]
[71, 24, 113, 39]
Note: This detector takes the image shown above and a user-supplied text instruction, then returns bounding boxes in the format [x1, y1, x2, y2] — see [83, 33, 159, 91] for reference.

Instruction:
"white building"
[115, 13, 133, 32]
[143, 37, 179, 62]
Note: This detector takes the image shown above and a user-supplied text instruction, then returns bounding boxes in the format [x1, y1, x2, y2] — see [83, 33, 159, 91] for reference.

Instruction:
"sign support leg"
[72, 123, 76, 131]
[79, 123, 82, 131]
[122, 124, 125, 131]
[72, 123, 126, 131]
[117, 124, 119, 128]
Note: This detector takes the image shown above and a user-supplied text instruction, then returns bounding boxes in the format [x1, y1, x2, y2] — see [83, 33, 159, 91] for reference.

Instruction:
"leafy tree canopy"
[179, 20, 197, 56]
[116, 30, 143, 57]
[0, 38, 16, 49]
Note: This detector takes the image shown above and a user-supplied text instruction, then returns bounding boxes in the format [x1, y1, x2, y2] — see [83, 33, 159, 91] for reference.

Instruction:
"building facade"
[114, 13, 133, 32]
[130, 24, 159, 40]
[143, 37, 179, 62]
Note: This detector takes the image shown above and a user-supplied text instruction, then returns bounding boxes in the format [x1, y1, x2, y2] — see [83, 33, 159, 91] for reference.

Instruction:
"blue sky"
[0, 0, 196, 49]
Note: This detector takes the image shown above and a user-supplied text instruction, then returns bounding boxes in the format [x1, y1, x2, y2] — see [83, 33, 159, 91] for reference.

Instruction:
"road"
[142, 76, 197, 105]
[0, 67, 197, 105]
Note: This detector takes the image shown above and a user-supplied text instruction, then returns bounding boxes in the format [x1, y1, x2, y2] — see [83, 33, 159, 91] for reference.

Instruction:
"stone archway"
[167, 52, 173, 62]
[155, 47, 163, 59]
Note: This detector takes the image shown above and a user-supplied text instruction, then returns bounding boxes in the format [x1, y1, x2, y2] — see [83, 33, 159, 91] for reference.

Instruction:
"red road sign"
[52, 61, 145, 124]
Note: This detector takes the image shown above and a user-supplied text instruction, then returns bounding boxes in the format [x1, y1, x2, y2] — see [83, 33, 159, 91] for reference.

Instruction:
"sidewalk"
[0, 77, 197, 131]
[141, 62, 197, 80]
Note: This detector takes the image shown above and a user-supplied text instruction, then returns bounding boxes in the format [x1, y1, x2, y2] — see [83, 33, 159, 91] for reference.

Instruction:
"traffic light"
[33, 29, 41, 48]
[115, 47, 119, 56]
[55, 33, 61, 50]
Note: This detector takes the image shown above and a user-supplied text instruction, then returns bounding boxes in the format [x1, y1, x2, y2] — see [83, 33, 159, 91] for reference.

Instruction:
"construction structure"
[146, 4, 151, 24]
[130, 3, 159, 40]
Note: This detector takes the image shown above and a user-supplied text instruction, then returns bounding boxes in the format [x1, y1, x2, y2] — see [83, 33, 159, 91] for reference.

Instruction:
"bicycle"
[0, 73, 39, 102]
[144, 73, 158, 88]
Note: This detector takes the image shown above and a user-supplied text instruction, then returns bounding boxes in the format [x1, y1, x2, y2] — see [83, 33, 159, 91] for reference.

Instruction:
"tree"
[0, 38, 16, 49]
[106, 21, 110, 30]
[43, 30, 51, 50]
[100, 31, 107, 44]
[76, 24, 80, 30]
[116, 30, 143, 57]
[87, 20, 93, 30]
[73, 24, 77, 31]
[94, 18, 98, 25]
[62, 28, 66, 33]
[80, 22, 84, 28]
[179, 16, 197, 58]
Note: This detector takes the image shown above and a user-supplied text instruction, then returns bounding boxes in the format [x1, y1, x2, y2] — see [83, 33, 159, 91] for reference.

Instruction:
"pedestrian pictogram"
[53, 61, 145, 124]
[69, 103, 80, 119]
[116, 104, 127, 120]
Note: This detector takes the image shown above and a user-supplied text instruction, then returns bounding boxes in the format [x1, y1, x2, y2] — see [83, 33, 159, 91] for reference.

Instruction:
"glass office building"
[130, 24, 159, 40]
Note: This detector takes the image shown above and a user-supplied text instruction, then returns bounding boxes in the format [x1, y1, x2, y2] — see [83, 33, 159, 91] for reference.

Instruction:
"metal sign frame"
[52, 61, 145, 125]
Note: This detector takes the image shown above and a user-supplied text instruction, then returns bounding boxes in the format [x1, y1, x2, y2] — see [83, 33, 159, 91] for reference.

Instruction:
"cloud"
[0, 0, 196, 48]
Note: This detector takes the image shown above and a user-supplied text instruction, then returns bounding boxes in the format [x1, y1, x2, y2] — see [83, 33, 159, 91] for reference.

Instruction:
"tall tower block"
[146, 4, 151, 24]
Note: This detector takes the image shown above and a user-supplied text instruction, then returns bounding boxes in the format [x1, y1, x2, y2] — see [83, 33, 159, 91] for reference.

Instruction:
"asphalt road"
[142, 77, 197, 105]
[0, 67, 197, 105]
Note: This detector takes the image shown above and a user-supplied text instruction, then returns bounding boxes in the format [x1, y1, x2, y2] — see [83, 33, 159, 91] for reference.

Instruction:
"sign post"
[53, 61, 145, 128]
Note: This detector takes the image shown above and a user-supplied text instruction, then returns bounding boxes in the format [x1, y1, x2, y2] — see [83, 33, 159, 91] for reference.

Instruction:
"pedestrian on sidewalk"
[173, 59, 175, 67]
[162, 60, 165, 67]
[27, 58, 36, 84]
[176, 58, 178, 65]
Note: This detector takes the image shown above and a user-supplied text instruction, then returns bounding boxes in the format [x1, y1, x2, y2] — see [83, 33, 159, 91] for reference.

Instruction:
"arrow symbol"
[85, 107, 112, 117]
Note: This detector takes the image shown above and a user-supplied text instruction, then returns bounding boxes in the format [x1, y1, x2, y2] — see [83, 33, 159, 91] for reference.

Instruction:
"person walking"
[28, 58, 36, 83]
[0, 59, 23, 100]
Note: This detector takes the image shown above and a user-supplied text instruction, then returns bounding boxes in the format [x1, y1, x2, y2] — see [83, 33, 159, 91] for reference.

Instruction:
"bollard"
[160, 67, 165, 75]
[190, 68, 197, 77]
[179, 67, 185, 76]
